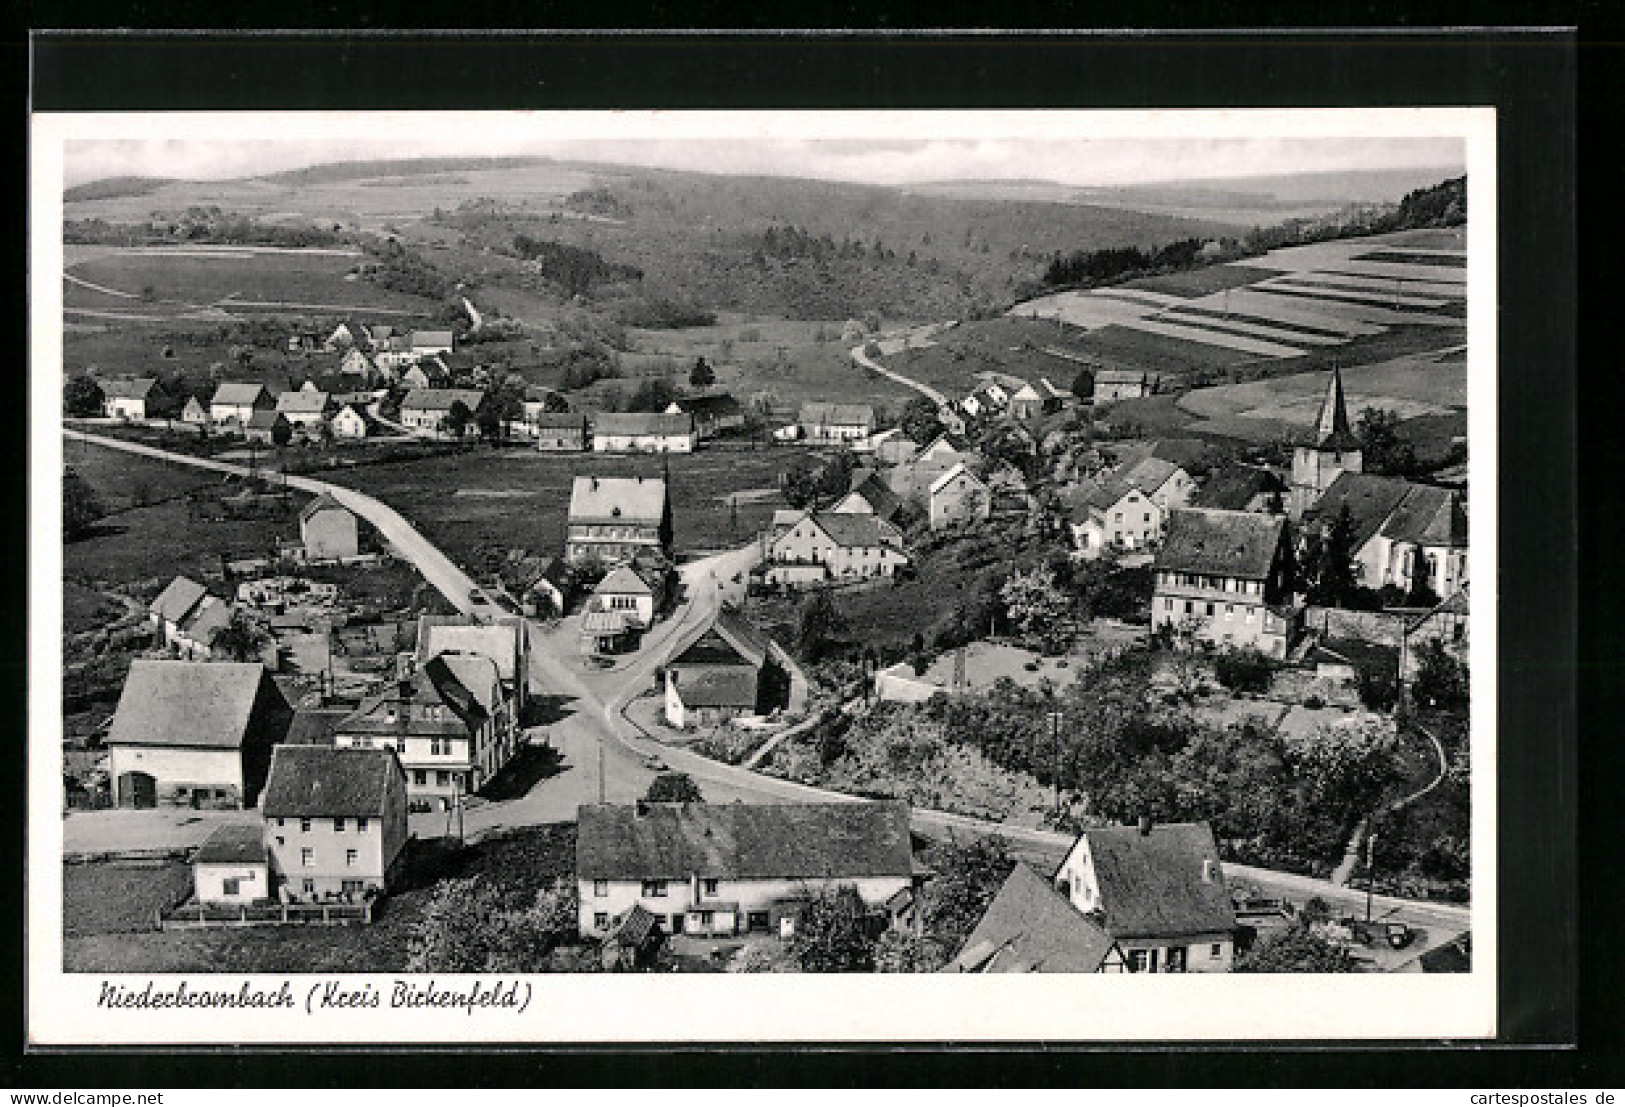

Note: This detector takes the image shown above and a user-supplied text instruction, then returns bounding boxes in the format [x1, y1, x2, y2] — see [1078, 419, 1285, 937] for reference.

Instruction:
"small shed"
[193, 823, 271, 904]
[599, 903, 664, 971]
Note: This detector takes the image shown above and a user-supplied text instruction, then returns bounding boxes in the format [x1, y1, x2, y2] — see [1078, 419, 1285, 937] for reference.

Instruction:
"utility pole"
[1048, 710, 1064, 816]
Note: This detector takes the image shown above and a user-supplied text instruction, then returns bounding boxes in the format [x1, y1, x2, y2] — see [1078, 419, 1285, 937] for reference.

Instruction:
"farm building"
[192, 824, 272, 906]
[797, 402, 874, 444]
[180, 395, 210, 426]
[275, 389, 332, 435]
[663, 606, 807, 729]
[1053, 820, 1237, 973]
[244, 410, 291, 445]
[1008, 378, 1069, 421]
[763, 511, 909, 588]
[1070, 477, 1162, 557]
[590, 412, 696, 453]
[210, 381, 274, 428]
[530, 413, 588, 452]
[1093, 369, 1157, 404]
[417, 614, 532, 711]
[106, 660, 293, 809]
[916, 432, 972, 466]
[926, 463, 992, 531]
[261, 745, 410, 902]
[1118, 456, 1196, 512]
[575, 800, 921, 940]
[99, 376, 174, 421]
[1151, 508, 1295, 658]
[950, 864, 1126, 973]
[666, 394, 745, 440]
[330, 403, 374, 440]
[400, 388, 486, 439]
[299, 494, 360, 560]
[1194, 464, 1287, 514]
[831, 471, 905, 524]
[564, 475, 672, 567]
[147, 575, 209, 644]
[409, 329, 456, 357]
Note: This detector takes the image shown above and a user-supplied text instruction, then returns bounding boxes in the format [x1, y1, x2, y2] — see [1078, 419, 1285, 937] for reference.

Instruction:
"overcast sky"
[63, 135, 1464, 189]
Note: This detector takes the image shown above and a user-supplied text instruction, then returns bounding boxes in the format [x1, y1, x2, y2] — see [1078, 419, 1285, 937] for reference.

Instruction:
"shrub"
[1304, 695, 1326, 710]
[1214, 649, 1274, 695]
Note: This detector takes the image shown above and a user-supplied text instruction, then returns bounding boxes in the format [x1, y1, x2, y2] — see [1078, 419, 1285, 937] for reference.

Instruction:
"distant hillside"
[1076, 166, 1466, 211]
[1390, 175, 1466, 228]
[64, 176, 173, 203]
[255, 156, 555, 186]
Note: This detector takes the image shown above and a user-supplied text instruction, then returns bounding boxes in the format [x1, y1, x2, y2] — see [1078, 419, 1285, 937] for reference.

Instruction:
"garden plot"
[1186, 290, 1384, 336]
[1013, 289, 1165, 330]
[1177, 352, 1467, 427]
[1232, 290, 1459, 328]
[1266, 272, 1466, 300]
[1316, 259, 1467, 286]
[1113, 316, 1306, 358]
[1256, 278, 1448, 310]
[1155, 309, 1347, 347]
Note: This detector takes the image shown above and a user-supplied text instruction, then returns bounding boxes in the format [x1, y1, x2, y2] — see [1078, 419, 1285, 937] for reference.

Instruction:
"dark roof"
[401, 388, 485, 412]
[845, 473, 903, 520]
[592, 412, 694, 437]
[1077, 822, 1237, 940]
[800, 402, 875, 427]
[260, 745, 401, 819]
[576, 801, 915, 881]
[1156, 508, 1286, 581]
[807, 512, 898, 549]
[299, 493, 350, 525]
[246, 410, 285, 431]
[284, 707, 351, 746]
[149, 575, 208, 625]
[1380, 483, 1467, 547]
[108, 661, 283, 750]
[1194, 465, 1286, 511]
[951, 864, 1119, 973]
[674, 667, 759, 709]
[1306, 472, 1466, 551]
[675, 393, 742, 418]
[1120, 456, 1184, 495]
[194, 823, 267, 865]
[1308, 637, 1399, 670]
[1153, 437, 1220, 472]
[1417, 932, 1471, 973]
[1311, 366, 1363, 451]
[670, 605, 774, 670]
[99, 376, 157, 400]
[531, 413, 587, 430]
[607, 903, 662, 947]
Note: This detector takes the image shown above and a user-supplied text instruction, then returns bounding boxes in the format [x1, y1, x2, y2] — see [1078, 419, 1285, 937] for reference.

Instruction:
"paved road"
[63, 429, 1469, 949]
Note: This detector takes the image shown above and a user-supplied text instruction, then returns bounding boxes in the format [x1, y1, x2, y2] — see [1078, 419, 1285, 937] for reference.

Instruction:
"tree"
[62, 467, 106, 539]
[899, 395, 944, 444]
[873, 930, 947, 973]
[1213, 649, 1275, 695]
[689, 356, 715, 389]
[1000, 564, 1075, 653]
[1305, 504, 1360, 606]
[271, 418, 293, 448]
[918, 835, 1014, 949]
[406, 876, 575, 973]
[63, 374, 104, 417]
[1070, 367, 1095, 402]
[1234, 921, 1358, 972]
[796, 590, 848, 661]
[1357, 407, 1418, 477]
[1355, 659, 1399, 712]
[442, 400, 473, 440]
[789, 885, 877, 972]
[1412, 639, 1469, 714]
[643, 772, 703, 804]
[209, 610, 270, 662]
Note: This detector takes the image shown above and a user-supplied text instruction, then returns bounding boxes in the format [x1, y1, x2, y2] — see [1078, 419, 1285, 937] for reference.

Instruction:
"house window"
[1166, 946, 1188, 972]
[1211, 943, 1223, 958]
[594, 912, 609, 930]
[300, 819, 312, 833]
[414, 770, 427, 786]
[276, 818, 285, 828]
[437, 771, 451, 787]
[1184, 601, 1193, 615]
[222, 877, 241, 896]
[593, 880, 609, 897]
[1127, 950, 1149, 973]
[345, 849, 358, 867]
[341, 879, 364, 895]
[1225, 604, 1234, 617]
[302, 879, 315, 894]
[699, 910, 714, 926]
[1452, 621, 1465, 644]
[642, 880, 668, 898]
[1205, 603, 1215, 617]
[334, 818, 346, 832]
[357, 818, 369, 832]
[703, 879, 719, 898]
[300, 848, 313, 867]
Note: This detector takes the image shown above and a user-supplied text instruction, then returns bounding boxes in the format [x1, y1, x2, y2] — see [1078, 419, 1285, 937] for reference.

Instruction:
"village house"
[798, 402, 875, 444]
[926, 463, 992, 531]
[243, 409, 291, 445]
[666, 393, 745, 440]
[333, 653, 517, 810]
[1194, 464, 1287, 514]
[950, 863, 1127, 973]
[1070, 478, 1163, 557]
[1152, 507, 1296, 658]
[98, 376, 171, 422]
[1008, 378, 1067, 421]
[588, 565, 664, 630]
[575, 800, 921, 940]
[209, 381, 274, 429]
[106, 660, 293, 809]
[170, 593, 235, 660]
[916, 432, 973, 466]
[1403, 585, 1469, 680]
[146, 575, 236, 659]
[338, 347, 377, 381]
[1300, 471, 1469, 602]
[1306, 637, 1400, 687]
[936, 405, 968, 437]
[372, 334, 417, 373]
[831, 471, 905, 525]
[867, 429, 920, 466]
[529, 412, 588, 452]
[261, 745, 410, 902]
[275, 389, 332, 436]
[1053, 819, 1238, 973]
[590, 412, 697, 453]
[764, 511, 909, 588]
[564, 475, 672, 568]
[409, 329, 456, 358]
[398, 362, 437, 391]
[325, 320, 368, 352]
[180, 395, 210, 427]
[192, 824, 273, 906]
[1119, 456, 1197, 513]
[299, 494, 361, 560]
[399, 388, 485, 439]
[417, 614, 532, 711]
[1289, 366, 1365, 519]
[663, 606, 809, 730]
[330, 403, 374, 441]
[1093, 368, 1156, 404]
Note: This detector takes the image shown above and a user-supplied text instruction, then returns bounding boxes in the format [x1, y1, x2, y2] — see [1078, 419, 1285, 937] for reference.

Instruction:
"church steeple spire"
[1314, 364, 1361, 450]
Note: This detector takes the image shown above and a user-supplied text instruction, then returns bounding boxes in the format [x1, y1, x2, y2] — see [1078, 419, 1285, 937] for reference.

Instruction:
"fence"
[158, 899, 373, 930]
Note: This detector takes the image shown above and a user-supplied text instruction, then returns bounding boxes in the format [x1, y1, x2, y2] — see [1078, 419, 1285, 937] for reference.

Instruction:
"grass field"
[1123, 264, 1288, 298]
[64, 581, 125, 634]
[64, 437, 218, 513]
[880, 316, 1098, 398]
[323, 444, 819, 568]
[63, 859, 194, 939]
[1178, 349, 1467, 428]
[66, 247, 442, 314]
[64, 824, 576, 973]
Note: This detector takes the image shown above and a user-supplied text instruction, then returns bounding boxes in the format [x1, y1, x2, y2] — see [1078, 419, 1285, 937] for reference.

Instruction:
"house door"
[118, 772, 156, 809]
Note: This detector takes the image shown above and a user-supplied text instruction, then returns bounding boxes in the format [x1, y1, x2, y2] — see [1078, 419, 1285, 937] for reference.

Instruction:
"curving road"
[849, 322, 954, 407]
[64, 428, 1468, 944]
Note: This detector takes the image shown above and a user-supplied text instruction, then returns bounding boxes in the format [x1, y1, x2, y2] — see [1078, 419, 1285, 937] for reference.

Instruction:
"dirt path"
[1331, 719, 1451, 886]
[848, 323, 954, 407]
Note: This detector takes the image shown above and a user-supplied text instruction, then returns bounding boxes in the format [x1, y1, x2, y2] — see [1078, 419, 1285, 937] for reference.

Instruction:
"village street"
[60, 429, 1469, 951]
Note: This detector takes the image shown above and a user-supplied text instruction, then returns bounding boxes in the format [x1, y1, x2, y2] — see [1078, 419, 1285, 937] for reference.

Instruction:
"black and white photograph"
[29, 103, 1498, 1044]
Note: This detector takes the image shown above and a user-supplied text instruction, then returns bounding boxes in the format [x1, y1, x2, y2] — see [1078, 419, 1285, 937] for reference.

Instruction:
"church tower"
[1289, 365, 1363, 519]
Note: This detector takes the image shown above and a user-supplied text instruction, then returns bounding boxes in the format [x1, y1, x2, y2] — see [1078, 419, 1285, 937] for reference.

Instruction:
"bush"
[1214, 649, 1274, 695]
[1304, 695, 1326, 710]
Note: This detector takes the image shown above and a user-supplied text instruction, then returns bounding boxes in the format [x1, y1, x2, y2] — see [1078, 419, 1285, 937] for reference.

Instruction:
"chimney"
[1138, 815, 1153, 837]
